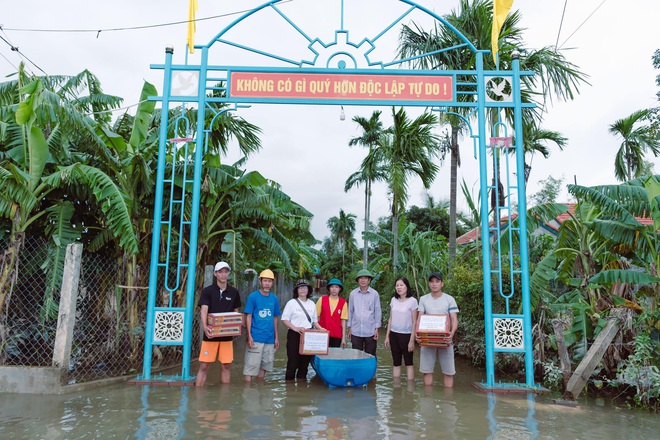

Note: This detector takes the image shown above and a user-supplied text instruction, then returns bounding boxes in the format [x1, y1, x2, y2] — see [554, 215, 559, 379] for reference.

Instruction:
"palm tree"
[609, 109, 660, 181]
[371, 107, 440, 271]
[398, 0, 587, 264]
[421, 191, 450, 212]
[327, 210, 357, 269]
[520, 122, 567, 183]
[346, 111, 386, 268]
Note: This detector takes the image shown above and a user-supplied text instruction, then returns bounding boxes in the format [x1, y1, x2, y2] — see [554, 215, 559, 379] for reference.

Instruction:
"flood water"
[2, 329, 658, 439]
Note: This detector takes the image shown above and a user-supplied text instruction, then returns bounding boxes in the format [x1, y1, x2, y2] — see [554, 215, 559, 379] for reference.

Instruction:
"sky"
[2, 0, 660, 245]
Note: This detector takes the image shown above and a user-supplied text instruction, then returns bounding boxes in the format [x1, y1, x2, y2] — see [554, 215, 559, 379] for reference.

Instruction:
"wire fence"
[3, 235, 54, 367]
[1, 236, 191, 383]
[67, 252, 151, 383]
[1, 236, 294, 385]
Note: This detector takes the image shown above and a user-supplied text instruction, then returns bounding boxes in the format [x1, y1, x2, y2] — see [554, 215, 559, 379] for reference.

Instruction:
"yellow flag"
[187, 0, 198, 54]
[491, 0, 514, 64]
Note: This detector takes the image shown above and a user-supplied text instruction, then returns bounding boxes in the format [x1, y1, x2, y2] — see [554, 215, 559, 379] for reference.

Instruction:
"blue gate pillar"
[475, 50, 542, 392]
[512, 51, 536, 388]
[138, 46, 202, 383]
[140, 47, 175, 381]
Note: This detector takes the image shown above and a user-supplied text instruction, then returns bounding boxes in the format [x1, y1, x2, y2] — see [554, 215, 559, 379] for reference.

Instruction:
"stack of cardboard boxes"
[207, 312, 243, 337]
[416, 314, 451, 347]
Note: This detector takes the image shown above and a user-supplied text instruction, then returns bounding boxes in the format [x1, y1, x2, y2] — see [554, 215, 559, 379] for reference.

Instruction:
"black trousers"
[286, 329, 312, 380]
[389, 331, 414, 367]
[329, 337, 342, 348]
[351, 334, 377, 356]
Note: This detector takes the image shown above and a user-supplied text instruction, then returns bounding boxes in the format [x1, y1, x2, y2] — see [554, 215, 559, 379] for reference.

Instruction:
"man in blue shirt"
[243, 269, 281, 382]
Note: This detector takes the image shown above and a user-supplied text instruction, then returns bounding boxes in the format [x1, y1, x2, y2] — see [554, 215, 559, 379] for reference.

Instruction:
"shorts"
[198, 341, 234, 364]
[243, 342, 275, 376]
[419, 344, 455, 375]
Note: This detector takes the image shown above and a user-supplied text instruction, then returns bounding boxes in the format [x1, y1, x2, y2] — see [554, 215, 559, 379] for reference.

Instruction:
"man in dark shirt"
[195, 262, 242, 386]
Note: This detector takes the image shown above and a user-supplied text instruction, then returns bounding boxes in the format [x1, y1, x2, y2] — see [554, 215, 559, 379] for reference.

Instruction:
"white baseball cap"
[214, 262, 231, 271]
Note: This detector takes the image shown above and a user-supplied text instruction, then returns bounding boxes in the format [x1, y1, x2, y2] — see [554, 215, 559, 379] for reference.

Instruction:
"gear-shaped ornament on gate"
[307, 31, 376, 69]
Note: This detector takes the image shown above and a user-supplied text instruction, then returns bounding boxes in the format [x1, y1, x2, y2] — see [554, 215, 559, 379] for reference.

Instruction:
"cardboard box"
[416, 314, 450, 335]
[299, 329, 330, 355]
[416, 314, 451, 347]
[418, 335, 451, 348]
[208, 324, 242, 337]
[208, 312, 243, 326]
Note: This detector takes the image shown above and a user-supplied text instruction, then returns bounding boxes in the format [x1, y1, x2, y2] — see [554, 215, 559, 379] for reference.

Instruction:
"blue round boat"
[312, 347, 377, 388]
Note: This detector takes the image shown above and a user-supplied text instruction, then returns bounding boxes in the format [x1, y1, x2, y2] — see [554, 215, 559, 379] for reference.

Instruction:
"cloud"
[3, 0, 659, 244]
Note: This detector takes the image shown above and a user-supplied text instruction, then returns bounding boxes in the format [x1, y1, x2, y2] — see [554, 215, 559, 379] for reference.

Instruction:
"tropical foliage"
[346, 111, 387, 269]
[507, 177, 660, 405]
[0, 67, 317, 364]
[398, 0, 587, 264]
[0, 67, 139, 359]
[609, 109, 660, 182]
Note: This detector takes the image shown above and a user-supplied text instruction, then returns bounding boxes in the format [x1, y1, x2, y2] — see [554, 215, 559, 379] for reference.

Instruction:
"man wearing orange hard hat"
[243, 269, 281, 382]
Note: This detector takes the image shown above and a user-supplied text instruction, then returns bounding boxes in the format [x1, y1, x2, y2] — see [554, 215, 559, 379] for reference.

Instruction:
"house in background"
[457, 203, 653, 246]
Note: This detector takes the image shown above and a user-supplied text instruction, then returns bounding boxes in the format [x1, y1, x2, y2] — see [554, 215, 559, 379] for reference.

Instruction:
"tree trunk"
[392, 195, 399, 275]
[363, 181, 370, 269]
[552, 319, 572, 390]
[0, 230, 24, 363]
[448, 124, 459, 266]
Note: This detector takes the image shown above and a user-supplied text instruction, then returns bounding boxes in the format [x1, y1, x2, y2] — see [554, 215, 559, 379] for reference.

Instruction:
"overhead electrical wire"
[0, 31, 47, 75]
[86, 99, 150, 116]
[554, 1, 569, 52]
[1, 1, 293, 37]
[556, 0, 608, 50]
[0, 0, 294, 86]
[0, 2, 291, 113]
[0, 50, 19, 72]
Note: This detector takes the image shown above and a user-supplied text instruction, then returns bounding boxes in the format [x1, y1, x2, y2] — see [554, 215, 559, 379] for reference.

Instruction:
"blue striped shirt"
[347, 287, 381, 337]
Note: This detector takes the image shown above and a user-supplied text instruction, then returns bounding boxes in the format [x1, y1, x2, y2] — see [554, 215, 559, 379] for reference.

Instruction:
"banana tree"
[88, 81, 160, 359]
[0, 68, 138, 361]
[569, 176, 660, 302]
[367, 215, 446, 295]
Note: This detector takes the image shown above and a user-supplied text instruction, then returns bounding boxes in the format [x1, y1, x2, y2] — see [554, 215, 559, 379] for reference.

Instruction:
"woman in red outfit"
[316, 278, 348, 348]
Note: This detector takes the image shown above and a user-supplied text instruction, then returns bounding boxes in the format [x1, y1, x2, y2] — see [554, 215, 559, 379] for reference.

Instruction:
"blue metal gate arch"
[139, 0, 539, 391]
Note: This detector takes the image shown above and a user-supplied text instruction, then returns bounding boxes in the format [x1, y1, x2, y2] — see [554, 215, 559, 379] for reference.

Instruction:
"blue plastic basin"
[312, 347, 377, 388]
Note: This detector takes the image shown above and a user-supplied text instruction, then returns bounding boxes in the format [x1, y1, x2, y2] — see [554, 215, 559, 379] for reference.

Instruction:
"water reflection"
[275, 378, 380, 438]
[194, 386, 233, 433]
[487, 393, 539, 440]
[2, 346, 660, 439]
[414, 386, 458, 438]
[242, 384, 275, 438]
[135, 386, 189, 439]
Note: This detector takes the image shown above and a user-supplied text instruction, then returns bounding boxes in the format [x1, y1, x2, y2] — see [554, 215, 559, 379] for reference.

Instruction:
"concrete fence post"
[52, 243, 83, 370]
[203, 265, 214, 289]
